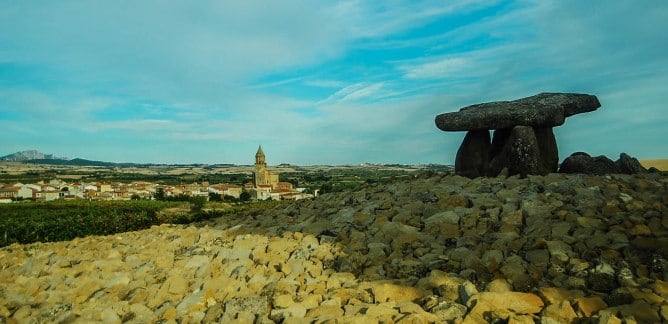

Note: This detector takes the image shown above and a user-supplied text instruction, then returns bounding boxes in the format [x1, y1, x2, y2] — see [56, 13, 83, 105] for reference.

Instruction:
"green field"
[0, 199, 292, 247]
[0, 200, 188, 247]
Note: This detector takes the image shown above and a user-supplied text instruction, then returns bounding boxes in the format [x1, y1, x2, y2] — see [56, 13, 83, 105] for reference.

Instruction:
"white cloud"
[318, 83, 385, 105]
[1, 1, 666, 163]
[331, 0, 502, 39]
[304, 80, 347, 88]
[402, 57, 470, 79]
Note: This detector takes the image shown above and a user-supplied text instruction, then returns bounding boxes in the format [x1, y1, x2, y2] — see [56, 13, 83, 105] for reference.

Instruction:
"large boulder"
[559, 152, 618, 175]
[435, 93, 601, 131]
[560, 152, 647, 175]
[616, 153, 647, 174]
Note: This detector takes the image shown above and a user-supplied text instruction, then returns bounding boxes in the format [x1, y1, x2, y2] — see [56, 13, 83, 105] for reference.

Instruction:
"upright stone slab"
[455, 130, 491, 178]
[489, 128, 512, 159]
[534, 127, 559, 173]
[488, 126, 545, 177]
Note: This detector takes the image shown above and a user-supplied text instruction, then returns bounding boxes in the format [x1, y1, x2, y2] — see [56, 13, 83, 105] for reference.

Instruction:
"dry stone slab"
[435, 92, 601, 131]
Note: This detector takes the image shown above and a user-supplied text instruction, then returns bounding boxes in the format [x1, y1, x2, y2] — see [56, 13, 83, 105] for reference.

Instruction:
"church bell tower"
[254, 145, 267, 187]
[255, 145, 266, 167]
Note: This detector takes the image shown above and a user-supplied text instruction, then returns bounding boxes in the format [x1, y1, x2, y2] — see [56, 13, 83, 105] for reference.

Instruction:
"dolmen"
[435, 92, 601, 178]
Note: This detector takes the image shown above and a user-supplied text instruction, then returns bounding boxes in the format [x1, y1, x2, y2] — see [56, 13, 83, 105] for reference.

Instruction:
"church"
[253, 145, 279, 189]
[249, 146, 315, 201]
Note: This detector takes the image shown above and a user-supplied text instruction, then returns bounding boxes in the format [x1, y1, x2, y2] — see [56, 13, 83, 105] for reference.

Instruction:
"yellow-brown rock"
[1, 172, 667, 322]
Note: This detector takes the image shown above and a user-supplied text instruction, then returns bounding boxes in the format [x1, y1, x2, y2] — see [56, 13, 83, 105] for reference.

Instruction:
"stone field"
[1, 172, 667, 323]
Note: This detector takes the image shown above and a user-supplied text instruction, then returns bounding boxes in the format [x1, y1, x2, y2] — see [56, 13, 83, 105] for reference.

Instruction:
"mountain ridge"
[0, 150, 68, 162]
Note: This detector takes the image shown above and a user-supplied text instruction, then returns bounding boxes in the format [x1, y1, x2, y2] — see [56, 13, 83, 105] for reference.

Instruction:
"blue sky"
[1, 1, 666, 165]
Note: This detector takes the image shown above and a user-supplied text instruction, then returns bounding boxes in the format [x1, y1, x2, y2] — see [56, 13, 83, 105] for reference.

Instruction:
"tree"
[154, 187, 165, 201]
[239, 191, 251, 202]
[189, 196, 207, 213]
[320, 183, 333, 194]
[208, 192, 222, 202]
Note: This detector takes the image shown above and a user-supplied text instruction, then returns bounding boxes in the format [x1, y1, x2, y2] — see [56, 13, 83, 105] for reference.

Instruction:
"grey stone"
[431, 301, 468, 322]
[455, 130, 490, 178]
[224, 296, 270, 317]
[559, 152, 618, 175]
[489, 128, 512, 161]
[588, 262, 618, 292]
[488, 126, 546, 177]
[482, 250, 504, 272]
[525, 249, 550, 269]
[616, 153, 647, 174]
[534, 127, 559, 172]
[435, 92, 601, 131]
[459, 280, 479, 304]
[546, 240, 574, 263]
[500, 255, 528, 281]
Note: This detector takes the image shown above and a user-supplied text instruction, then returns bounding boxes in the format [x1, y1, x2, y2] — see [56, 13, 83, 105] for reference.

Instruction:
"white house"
[17, 186, 34, 199]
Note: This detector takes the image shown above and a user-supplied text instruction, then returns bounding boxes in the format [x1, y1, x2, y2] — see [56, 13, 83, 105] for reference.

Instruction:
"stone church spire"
[255, 145, 266, 166]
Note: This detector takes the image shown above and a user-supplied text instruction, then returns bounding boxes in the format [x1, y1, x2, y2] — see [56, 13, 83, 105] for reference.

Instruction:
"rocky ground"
[1, 172, 667, 323]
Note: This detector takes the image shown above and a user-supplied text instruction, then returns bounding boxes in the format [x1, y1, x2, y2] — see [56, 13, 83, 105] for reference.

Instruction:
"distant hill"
[0, 150, 68, 162]
[25, 158, 120, 167]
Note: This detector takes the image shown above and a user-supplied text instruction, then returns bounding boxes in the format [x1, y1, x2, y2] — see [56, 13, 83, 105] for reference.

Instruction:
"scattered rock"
[574, 296, 608, 317]
[1, 172, 666, 322]
[588, 262, 618, 292]
[465, 291, 544, 322]
[541, 300, 577, 323]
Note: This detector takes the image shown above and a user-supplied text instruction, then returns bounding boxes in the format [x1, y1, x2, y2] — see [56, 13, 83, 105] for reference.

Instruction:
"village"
[0, 146, 315, 203]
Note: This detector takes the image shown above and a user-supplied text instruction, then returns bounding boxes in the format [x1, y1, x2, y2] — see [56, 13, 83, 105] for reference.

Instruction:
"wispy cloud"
[0, 1, 666, 163]
[319, 83, 385, 104]
[401, 57, 470, 79]
[304, 80, 347, 89]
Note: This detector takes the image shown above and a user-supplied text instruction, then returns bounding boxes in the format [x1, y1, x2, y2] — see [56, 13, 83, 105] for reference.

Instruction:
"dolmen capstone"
[435, 92, 601, 178]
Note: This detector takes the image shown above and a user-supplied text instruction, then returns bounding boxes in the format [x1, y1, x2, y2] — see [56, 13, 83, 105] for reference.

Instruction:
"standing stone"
[455, 130, 490, 178]
[490, 127, 558, 174]
[489, 128, 512, 160]
[488, 126, 545, 177]
[534, 127, 559, 173]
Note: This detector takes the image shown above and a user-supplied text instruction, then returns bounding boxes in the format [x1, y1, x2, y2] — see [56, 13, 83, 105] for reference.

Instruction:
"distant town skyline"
[1, 1, 666, 165]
